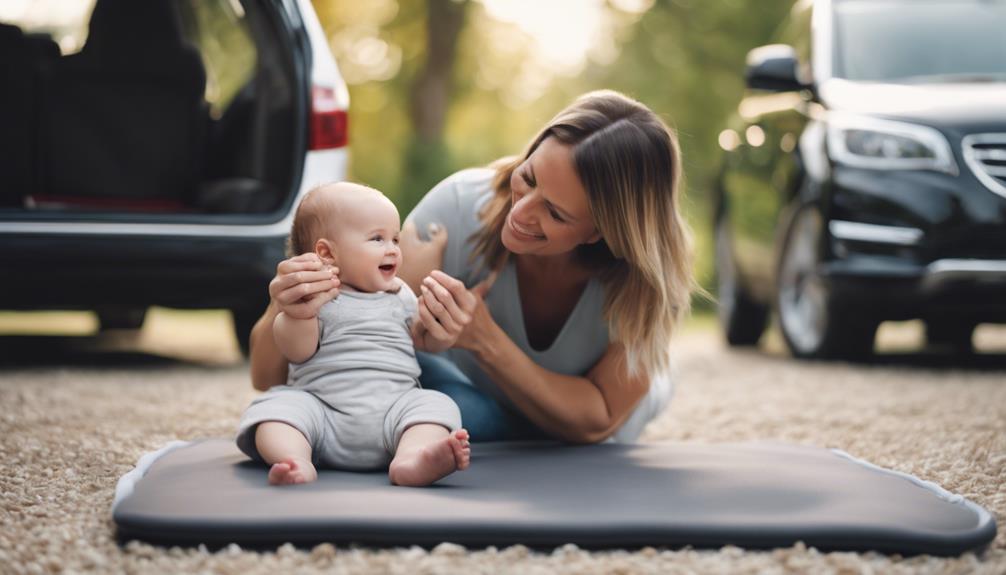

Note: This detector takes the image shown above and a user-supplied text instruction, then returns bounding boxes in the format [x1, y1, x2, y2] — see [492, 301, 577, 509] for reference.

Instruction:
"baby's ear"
[315, 238, 338, 265]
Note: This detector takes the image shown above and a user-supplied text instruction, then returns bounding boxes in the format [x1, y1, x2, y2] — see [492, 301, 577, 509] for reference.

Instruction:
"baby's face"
[330, 194, 402, 293]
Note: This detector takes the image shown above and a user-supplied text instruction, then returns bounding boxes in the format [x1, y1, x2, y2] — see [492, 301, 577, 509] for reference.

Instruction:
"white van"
[0, 0, 350, 352]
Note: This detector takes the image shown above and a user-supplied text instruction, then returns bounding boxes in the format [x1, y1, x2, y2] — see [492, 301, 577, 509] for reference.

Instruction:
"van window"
[179, 0, 257, 119]
[0, 0, 95, 55]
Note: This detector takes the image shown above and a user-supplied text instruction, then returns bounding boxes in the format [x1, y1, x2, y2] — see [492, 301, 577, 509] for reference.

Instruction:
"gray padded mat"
[112, 439, 996, 555]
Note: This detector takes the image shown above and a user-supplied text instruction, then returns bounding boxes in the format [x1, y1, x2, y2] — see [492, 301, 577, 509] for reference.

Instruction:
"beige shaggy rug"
[1, 310, 1004, 574]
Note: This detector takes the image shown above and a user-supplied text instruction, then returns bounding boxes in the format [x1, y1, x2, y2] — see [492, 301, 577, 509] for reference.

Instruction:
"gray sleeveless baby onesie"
[236, 288, 461, 470]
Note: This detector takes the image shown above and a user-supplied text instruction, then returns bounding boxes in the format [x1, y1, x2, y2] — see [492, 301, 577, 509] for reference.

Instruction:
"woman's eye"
[548, 208, 565, 223]
[521, 171, 535, 188]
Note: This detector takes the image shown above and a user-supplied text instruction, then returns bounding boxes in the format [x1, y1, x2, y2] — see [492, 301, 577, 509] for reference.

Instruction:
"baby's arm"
[273, 312, 320, 364]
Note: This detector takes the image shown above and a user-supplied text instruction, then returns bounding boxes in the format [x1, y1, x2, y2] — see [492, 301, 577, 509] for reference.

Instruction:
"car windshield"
[833, 0, 1006, 83]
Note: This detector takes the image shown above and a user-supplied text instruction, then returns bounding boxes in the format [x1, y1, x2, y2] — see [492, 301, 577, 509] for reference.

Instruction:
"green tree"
[313, 0, 797, 294]
[403, 0, 469, 208]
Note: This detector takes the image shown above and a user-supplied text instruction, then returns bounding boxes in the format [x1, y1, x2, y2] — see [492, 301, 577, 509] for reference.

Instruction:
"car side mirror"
[745, 44, 807, 92]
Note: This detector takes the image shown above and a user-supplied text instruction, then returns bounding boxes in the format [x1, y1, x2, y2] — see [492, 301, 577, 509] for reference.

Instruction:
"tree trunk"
[410, 0, 467, 144]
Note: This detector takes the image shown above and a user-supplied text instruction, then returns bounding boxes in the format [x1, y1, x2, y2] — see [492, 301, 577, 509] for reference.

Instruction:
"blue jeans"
[416, 352, 549, 443]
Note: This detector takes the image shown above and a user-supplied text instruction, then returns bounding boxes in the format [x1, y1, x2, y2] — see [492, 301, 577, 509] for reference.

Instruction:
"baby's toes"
[450, 437, 471, 470]
[267, 462, 291, 485]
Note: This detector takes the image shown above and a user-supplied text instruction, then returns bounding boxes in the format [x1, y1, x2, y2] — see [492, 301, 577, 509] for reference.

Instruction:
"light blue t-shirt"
[406, 168, 674, 441]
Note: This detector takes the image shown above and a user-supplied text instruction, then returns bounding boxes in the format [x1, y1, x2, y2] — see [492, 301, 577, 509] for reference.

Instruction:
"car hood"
[820, 79, 1006, 134]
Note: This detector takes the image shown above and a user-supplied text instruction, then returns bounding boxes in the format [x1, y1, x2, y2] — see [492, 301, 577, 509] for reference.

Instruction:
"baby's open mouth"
[379, 264, 396, 271]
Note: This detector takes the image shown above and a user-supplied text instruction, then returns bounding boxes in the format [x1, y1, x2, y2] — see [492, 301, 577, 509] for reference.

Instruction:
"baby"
[235, 182, 470, 487]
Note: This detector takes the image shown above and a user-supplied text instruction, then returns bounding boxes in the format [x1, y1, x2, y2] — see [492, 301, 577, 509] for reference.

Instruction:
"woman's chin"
[500, 228, 528, 254]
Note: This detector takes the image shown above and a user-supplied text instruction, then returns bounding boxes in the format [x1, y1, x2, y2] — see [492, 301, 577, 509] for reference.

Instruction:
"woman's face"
[502, 137, 601, 258]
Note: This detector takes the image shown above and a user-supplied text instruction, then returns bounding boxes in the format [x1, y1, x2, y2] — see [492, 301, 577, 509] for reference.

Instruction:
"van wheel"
[925, 319, 975, 354]
[716, 217, 768, 346]
[231, 307, 262, 357]
[777, 207, 877, 360]
[97, 307, 147, 331]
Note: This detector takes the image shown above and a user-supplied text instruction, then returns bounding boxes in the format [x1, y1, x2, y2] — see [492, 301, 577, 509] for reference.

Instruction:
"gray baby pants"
[236, 386, 462, 471]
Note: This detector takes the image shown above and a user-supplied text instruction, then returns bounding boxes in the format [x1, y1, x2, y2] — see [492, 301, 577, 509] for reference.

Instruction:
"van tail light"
[310, 85, 348, 150]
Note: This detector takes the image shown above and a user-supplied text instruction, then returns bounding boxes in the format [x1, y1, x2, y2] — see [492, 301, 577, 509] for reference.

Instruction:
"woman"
[250, 90, 695, 444]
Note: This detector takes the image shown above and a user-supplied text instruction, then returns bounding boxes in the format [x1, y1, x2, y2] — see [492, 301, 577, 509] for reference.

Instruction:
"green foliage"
[181, 0, 256, 118]
[602, 0, 794, 288]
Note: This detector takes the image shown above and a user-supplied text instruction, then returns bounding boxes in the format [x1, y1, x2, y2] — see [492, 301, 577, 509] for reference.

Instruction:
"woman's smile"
[508, 214, 546, 241]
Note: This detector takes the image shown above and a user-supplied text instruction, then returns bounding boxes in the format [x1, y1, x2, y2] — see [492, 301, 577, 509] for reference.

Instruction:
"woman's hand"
[416, 270, 475, 349]
[420, 270, 499, 355]
[269, 253, 341, 320]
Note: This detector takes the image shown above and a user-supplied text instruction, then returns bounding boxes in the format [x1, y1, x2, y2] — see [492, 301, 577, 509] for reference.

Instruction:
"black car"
[0, 0, 350, 352]
[714, 0, 1006, 359]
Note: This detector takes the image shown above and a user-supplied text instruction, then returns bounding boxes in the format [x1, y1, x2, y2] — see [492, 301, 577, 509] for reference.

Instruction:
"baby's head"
[290, 182, 402, 293]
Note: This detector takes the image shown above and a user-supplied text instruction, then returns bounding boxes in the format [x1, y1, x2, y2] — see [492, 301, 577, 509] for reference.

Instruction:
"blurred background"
[311, 0, 792, 296]
[2, 0, 1003, 361]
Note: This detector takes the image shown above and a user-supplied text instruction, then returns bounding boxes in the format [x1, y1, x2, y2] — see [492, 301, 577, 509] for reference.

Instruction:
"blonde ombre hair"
[471, 90, 695, 378]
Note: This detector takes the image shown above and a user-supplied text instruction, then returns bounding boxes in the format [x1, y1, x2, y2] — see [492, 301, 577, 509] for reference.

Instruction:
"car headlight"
[827, 113, 958, 175]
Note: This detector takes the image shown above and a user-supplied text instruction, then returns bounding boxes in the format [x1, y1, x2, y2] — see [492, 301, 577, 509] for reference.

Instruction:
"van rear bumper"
[0, 234, 285, 311]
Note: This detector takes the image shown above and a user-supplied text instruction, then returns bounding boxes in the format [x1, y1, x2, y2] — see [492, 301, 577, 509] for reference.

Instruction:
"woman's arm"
[249, 301, 288, 392]
[249, 254, 340, 391]
[421, 271, 648, 443]
[473, 326, 648, 444]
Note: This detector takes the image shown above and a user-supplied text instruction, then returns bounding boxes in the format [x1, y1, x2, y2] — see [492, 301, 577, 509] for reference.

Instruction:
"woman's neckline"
[507, 256, 595, 354]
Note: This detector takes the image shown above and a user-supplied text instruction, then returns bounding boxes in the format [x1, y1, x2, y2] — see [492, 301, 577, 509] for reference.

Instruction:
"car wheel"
[777, 207, 877, 360]
[925, 319, 975, 354]
[231, 306, 263, 357]
[96, 307, 147, 331]
[715, 216, 769, 346]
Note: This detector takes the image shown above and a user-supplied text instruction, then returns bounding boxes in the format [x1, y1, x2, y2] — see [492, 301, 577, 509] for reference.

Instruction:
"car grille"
[962, 133, 1006, 200]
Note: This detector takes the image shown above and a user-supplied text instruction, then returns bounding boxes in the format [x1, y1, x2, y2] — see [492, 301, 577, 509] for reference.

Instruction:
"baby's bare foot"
[267, 457, 317, 486]
[389, 429, 471, 487]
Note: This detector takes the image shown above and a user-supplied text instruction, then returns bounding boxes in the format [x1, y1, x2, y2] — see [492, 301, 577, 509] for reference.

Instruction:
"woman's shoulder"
[445, 166, 495, 187]
[408, 166, 495, 235]
[405, 167, 496, 284]
[429, 167, 495, 205]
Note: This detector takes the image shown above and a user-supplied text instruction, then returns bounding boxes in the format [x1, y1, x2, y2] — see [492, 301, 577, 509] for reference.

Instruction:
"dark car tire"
[776, 207, 877, 360]
[97, 307, 148, 331]
[715, 216, 769, 346]
[231, 306, 264, 357]
[925, 318, 975, 354]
